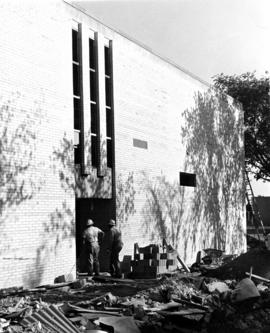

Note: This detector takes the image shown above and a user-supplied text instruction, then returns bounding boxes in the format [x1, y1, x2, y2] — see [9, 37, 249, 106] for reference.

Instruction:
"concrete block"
[131, 260, 138, 266]
[167, 265, 178, 272]
[160, 253, 168, 259]
[139, 244, 159, 254]
[122, 255, 132, 262]
[134, 254, 144, 260]
[71, 279, 87, 289]
[166, 259, 176, 266]
[132, 265, 145, 274]
[121, 261, 131, 273]
[167, 252, 177, 260]
[54, 274, 74, 283]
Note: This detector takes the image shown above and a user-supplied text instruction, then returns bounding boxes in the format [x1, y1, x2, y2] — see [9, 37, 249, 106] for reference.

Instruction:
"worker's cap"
[108, 219, 116, 226]
[86, 219, 94, 226]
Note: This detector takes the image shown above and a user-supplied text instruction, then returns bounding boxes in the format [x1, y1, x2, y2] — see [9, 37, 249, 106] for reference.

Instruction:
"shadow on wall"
[181, 90, 245, 257]
[0, 93, 43, 251]
[24, 135, 76, 287]
[141, 89, 245, 260]
[23, 243, 47, 288]
[141, 173, 185, 251]
[43, 136, 77, 253]
[27, 134, 112, 286]
[52, 134, 76, 195]
[0, 93, 48, 287]
[116, 172, 136, 230]
[27, 201, 75, 287]
[46, 201, 75, 253]
[52, 133, 111, 198]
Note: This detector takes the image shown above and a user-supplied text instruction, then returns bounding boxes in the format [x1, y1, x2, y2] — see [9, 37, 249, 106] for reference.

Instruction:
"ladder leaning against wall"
[245, 169, 266, 241]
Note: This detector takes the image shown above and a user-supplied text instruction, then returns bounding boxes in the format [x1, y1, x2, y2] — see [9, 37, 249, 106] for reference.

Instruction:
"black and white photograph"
[0, 0, 269, 331]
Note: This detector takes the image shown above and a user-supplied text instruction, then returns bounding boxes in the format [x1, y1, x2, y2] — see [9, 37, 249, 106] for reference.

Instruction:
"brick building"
[0, 1, 246, 288]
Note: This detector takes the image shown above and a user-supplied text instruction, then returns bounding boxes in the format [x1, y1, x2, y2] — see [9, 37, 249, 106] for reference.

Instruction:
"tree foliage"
[213, 72, 270, 181]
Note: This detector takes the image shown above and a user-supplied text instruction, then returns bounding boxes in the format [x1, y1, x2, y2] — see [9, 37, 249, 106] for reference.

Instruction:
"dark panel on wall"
[180, 172, 196, 187]
[133, 138, 148, 149]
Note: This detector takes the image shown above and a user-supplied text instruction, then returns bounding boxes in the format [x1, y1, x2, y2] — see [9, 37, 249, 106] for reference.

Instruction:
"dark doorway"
[76, 198, 114, 273]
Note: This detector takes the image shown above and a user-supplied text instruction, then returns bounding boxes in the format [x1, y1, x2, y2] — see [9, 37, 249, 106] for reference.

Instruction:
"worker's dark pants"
[110, 244, 122, 278]
[85, 242, 100, 276]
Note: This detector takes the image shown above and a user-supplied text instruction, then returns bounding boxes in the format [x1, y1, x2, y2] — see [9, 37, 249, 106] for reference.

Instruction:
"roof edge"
[64, 0, 211, 88]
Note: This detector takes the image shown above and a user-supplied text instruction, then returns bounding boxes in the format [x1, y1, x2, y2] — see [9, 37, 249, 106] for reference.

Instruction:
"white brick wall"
[0, 1, 246, 288]
[111, 33, 246, 263]
[0, 0, 76, 288]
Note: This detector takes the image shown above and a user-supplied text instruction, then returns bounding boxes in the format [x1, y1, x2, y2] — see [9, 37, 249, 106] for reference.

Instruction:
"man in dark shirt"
[107, 219, 123, 278]
[82, 219, 104, 276]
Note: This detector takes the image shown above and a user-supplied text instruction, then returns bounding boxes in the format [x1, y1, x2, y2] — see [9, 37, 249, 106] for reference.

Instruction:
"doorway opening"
[75, 198, 114, 273]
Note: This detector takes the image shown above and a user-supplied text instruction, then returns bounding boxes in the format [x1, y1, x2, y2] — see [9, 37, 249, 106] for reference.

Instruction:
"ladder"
[245, 170, 266, 241]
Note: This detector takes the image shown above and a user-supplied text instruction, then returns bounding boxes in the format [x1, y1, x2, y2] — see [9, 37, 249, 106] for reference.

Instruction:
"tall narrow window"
[89, 38, 98, 167]
[72, 29, 82, 164]
[105, 45, 113, 168]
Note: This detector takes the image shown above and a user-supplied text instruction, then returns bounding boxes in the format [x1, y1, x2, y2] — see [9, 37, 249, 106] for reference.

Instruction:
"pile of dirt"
[204, 249, 270, 280]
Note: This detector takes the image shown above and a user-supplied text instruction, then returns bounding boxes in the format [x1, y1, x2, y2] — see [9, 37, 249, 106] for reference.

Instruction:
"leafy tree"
[213, 72, 270, 181]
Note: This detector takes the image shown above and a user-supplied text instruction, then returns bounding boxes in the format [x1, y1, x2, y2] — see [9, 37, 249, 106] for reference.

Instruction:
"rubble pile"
[204, 248, 270, 280]
[2, 244, 270, 332]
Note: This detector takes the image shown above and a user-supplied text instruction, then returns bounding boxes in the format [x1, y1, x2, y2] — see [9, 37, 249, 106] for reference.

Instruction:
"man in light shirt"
[82, 219, 104, 276]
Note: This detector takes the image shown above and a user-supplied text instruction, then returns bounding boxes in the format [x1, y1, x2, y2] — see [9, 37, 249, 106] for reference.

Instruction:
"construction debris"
[206, 281, 230, 294]
[231, 278, 260, 303]
[96, 316, 140, 333]
[2, 243, 270, 332]
[21, 304, 80, 333]
[204, 248, 270, 280]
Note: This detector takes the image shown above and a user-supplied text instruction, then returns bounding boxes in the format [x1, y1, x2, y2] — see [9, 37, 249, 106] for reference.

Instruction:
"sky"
[75, 0, 270, 83]
[74, 0, 270, 195]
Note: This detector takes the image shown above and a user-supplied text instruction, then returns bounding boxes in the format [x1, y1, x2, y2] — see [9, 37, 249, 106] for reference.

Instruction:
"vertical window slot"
[91, 103, 98, 134]
[106, 107, 112, 138]
[104, 46, 110, 76]
[73, 98, 81, 130]
[90, 70, 97, 102]
[89, 37, 99, 168]
[91, 135, 98, 167]
[89, 38, 96, 70]
[107, 138, 112, 168]
[72, 28, 82, 165]
[72, 30, 79, 62]
[104, 45, 113, 169]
